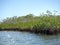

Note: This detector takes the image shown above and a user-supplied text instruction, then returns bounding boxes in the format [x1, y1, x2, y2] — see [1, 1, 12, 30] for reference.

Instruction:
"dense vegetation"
[0, 10, 60, 34]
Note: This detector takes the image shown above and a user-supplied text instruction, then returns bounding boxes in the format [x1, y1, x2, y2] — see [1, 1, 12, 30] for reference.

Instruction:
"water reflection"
[0, 31, 60, 45]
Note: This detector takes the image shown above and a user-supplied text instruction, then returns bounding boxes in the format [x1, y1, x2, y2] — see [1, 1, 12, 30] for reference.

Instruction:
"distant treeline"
[0, 10, 60, 34]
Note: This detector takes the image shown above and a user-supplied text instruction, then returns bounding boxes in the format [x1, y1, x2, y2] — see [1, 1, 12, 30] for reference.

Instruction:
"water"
[0, 31, 60, 45]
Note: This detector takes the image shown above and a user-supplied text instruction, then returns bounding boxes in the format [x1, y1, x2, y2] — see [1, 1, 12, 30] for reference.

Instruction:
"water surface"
[0, 31, 60, 45]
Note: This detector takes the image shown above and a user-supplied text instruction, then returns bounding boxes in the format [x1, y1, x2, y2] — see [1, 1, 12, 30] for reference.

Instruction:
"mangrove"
[0, 10, 60, 35]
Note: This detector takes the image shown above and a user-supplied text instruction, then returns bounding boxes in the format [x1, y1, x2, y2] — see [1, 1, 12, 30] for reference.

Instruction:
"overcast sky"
[0, 0, 60, 20]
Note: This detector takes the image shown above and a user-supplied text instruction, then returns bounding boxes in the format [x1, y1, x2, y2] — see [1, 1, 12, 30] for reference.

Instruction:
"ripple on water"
[0, 31, 60, 45]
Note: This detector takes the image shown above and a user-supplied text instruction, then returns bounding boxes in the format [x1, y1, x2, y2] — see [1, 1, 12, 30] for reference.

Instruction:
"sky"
[0, 0, 60, 20]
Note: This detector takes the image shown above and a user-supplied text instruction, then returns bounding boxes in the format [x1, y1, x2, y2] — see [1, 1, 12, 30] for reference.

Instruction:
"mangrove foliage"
[0, 10, 60, 34]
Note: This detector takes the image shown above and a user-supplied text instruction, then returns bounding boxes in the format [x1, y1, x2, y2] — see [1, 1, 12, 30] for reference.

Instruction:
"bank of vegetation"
[0, 10, 60, 35]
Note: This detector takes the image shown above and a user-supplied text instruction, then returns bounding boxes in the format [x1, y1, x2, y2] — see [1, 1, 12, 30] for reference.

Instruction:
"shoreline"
[0, 28, 60, 35]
